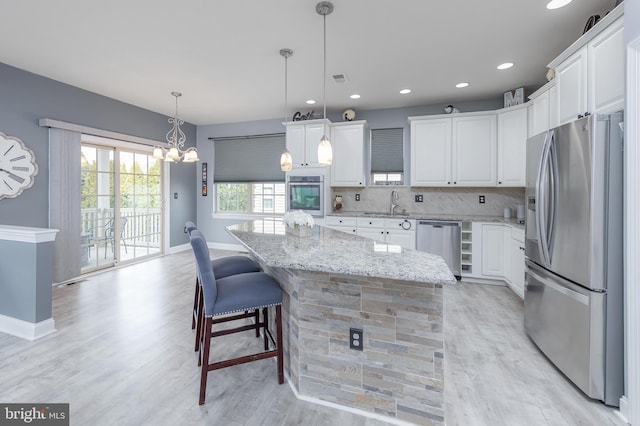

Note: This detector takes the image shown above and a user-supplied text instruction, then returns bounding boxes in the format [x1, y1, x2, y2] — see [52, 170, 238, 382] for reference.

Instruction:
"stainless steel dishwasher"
[416, 220, 461, 279]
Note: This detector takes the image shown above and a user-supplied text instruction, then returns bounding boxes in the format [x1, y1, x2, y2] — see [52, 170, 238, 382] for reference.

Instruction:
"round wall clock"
[0, 131, 38, 200]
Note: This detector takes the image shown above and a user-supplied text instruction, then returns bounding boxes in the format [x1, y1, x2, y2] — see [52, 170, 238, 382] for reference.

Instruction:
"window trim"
[213, 181, 286, 218]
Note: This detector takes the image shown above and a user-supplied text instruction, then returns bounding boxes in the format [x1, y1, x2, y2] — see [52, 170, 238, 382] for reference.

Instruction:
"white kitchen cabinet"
[497, 106, 527, 187]
[452, 115, 497, 186]
[355, 217, 415, 250]
[410, 118, 452, 186]
[409, 113, 496, 187]
[325, 215, 357, 234]
[550, 13, 624, 125]
[286, 119, 330, 168]
[555, 48, 588, 125]
[509, 228, 525, 299]
[481, 223, 505, 277]
[528, 87, 550, 137]
[330, 121, 366, 187]
[503, 226, 512, 283]
[588, 17, 624, 114]
[385, 218, 416, 249]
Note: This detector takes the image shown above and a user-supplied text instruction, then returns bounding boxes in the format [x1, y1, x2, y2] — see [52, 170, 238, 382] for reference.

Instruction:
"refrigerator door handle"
[547, 131, 559, 262]
[526, 263, 590, 305]
[536, 130, 553, 267]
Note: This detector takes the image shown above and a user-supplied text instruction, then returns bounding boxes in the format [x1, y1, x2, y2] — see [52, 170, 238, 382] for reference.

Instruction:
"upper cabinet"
[452, 114, 497, 186]
[410, 113, 496, 187]
[330, 121, 366, 187]
[555, 48, 588, 125]
[588, 16, 625, 114]
[410, 118, 452, 186]
[549, 10, 624, 125]
[286, 119, 330, 168]
[497, 105, 528, 187]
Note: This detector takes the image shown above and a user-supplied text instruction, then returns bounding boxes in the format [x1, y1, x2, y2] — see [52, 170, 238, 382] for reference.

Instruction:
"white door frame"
[622, 36, 640, 424]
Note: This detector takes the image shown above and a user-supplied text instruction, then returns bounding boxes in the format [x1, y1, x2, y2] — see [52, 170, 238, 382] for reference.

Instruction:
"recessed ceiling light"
[350, 94, 361, 99]
[497, 62, 514, 70]
[546, 0, 572, 9]
[456, 82, 469, 88]
[400, 89, 411, 95]
[306, 99, 316, 105]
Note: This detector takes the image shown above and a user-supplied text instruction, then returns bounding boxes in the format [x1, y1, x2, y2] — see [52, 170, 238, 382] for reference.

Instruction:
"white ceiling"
[0, 0, 616, 125]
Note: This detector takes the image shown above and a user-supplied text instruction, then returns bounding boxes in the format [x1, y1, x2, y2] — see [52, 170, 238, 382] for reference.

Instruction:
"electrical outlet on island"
[479, 195, 485, 204]
[355, 194, 360, 201]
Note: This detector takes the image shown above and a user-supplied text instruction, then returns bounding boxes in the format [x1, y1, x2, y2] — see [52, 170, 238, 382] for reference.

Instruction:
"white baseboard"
[167, 243, 191, 254]
[207, 242, 247, 253]
[617, 396, 629, 424]
[0, 315, 56, 341]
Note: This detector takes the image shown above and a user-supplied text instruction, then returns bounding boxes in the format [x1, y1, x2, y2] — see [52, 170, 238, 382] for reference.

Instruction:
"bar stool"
[189, 230, 284, 405]
[185, 221, 260, 342]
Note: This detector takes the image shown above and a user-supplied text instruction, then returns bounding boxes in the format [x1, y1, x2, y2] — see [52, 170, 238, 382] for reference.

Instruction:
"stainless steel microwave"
[286, 175, 324, 217]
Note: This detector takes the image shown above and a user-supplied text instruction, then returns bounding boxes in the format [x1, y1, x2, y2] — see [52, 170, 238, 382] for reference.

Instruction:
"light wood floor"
[0, 250, 625, 426]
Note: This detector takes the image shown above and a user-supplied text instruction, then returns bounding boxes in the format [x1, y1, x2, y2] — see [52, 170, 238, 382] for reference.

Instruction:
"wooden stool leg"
[263, 307, 269, 350]
[276, 305, 284, 384]
[199, 317, 212, 405]
[191, 278, 199, 329]
[195, 286, 204, 352]
[254, 309, 260, 337]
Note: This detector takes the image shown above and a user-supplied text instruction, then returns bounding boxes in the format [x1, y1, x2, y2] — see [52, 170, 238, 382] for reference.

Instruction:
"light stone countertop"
[328, 211, 525, 229]
[227, 219, 457, 285]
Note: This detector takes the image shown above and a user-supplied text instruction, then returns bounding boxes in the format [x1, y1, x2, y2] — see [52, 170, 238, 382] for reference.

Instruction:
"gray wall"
[0, 62, 197, 247]
[195, 98, 503, 244]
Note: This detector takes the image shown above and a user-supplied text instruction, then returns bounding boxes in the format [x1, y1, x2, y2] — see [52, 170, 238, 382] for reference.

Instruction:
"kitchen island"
[227, 219, 456, 425]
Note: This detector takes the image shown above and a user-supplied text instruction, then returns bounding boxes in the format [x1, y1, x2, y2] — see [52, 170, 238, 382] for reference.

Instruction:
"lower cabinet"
[481, 223, 505, 277]
[325, 216, 357, 234]
[466, 222, 525, 300]
[356, 217, 416, 250]
[509, 228, 525, 299]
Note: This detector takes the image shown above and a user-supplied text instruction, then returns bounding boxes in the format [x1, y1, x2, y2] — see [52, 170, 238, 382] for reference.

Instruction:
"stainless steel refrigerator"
[524, 112, 624, 406]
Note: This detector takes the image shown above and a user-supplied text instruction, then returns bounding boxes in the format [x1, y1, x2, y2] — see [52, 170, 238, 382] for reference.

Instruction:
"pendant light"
[280, 48, 293, 172]
[316, 1, 333, 166]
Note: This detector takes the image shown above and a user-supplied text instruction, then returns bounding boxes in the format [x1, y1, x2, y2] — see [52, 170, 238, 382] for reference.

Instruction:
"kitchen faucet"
[390, 190, 399, 215]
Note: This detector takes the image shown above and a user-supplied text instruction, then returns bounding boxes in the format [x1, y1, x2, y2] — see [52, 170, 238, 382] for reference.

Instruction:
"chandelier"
[153, 92, 199, 163]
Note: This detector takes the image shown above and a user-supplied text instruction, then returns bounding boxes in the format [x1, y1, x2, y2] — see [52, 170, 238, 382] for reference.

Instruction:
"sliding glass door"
[81, 142, 163, 273]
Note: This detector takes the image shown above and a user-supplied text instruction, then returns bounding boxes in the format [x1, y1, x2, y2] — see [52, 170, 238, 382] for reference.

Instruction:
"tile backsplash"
[330, 186, 525, 217]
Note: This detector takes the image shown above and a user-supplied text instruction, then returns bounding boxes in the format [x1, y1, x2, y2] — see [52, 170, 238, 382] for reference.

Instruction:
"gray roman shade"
[213, 134, 285, 182]
[371, 128, 404, 172]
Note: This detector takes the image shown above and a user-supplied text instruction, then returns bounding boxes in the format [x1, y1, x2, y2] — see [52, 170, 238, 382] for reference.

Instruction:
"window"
[216, 183, 286, 215]
[213, 133, 286, 215]
[370, 128, 404, 185]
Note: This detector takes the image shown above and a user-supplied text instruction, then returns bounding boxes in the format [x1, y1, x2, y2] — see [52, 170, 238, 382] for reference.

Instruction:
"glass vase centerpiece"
[283, 210, 315, 237]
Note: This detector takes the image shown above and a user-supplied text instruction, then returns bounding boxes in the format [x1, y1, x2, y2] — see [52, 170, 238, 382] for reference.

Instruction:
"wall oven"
[286, 174, 324, 217]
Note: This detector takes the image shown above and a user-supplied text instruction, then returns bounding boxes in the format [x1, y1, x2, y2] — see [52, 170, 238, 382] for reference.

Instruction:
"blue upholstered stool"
[185, 221, 260, 338]
[189, 230, 284, 405]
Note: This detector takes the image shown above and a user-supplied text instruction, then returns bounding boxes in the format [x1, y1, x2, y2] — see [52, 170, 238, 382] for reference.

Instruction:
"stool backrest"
[185, 221, 198, 235]
[189, 230, 218, 313]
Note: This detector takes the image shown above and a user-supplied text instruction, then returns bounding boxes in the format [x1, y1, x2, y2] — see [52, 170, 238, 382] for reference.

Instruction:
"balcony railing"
[81, 208, 161, 247]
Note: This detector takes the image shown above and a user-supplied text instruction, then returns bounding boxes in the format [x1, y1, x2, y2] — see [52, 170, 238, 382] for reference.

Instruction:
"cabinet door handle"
[578, 114, 584, 119]
[498, 181, 502, 184]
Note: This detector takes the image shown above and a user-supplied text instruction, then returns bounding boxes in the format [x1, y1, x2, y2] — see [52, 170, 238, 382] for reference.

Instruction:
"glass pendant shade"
[318, 134, 333, 165]
[152, 147, 164, 159]
[280, 149, 293, 171]
[183, 148, 200, 163]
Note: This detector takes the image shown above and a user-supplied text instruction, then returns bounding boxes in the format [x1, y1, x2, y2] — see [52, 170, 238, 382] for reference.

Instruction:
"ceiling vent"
[332, 73, 348, 83]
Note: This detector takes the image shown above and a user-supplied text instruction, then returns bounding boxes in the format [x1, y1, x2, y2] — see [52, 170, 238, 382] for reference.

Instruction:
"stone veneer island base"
[227, 220, 455, 425]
